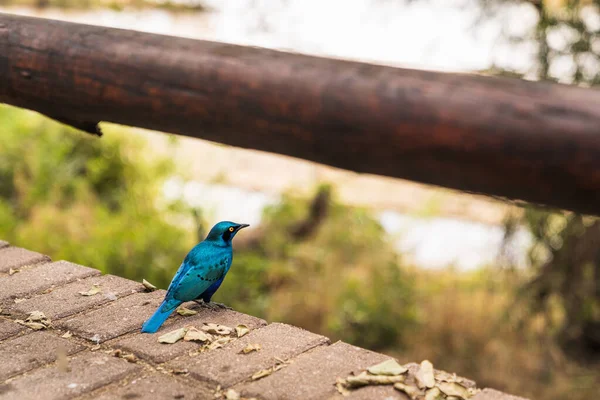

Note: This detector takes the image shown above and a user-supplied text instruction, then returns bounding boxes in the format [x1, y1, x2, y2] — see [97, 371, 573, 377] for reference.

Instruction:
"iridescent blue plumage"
[141, 221, 249, 333]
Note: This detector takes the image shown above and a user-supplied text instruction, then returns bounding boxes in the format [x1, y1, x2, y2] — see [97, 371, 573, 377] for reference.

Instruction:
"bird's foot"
[193, 300, 204, 307]
[206, 301, 232, 310]
[193, 299, 232, 311]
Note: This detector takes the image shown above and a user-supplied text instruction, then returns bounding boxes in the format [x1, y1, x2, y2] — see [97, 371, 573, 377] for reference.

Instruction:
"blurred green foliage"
[0, 105, 194, 286]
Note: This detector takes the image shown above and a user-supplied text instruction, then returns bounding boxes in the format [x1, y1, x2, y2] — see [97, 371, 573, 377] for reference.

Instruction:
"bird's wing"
[164, 242, 212, 298]
[165, 261, 188, 298]
[170, 248, 231, 302]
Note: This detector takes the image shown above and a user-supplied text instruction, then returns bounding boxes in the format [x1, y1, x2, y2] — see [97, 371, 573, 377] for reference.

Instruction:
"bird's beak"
[236, 223, 250, 231]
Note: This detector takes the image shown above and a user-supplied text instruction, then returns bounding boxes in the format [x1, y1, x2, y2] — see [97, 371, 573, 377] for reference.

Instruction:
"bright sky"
[4, 0, 539, 73]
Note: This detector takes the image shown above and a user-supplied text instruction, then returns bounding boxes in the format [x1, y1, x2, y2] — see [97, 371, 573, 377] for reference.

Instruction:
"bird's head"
[205, 221, 250, 245]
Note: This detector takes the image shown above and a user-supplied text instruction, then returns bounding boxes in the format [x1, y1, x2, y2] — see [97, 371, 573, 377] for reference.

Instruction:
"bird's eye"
[228, 227, 235, 232]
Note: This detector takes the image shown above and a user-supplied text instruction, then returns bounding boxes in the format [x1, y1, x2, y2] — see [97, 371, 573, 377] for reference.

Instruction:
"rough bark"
[2, 14, 600, 214]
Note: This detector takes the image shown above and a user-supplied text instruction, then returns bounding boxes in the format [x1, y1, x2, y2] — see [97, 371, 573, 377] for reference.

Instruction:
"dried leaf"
[8, 268, 19, 276]
[172, 368, 188, 375]
[416, 360, 435, 389]
[158, 327, 188, 344]
[15, 311, 51, 330]
[79, 284, 101, 296]
[176, 306, 198, 316]
[202, 323, 233, 335]
[14, 298, 26, 304]
[345, 371, 405, 388]
[367, 359, 408, 376]
[184, 327, 211, 342]
[394, 383, 422, 400]
[436, 382, 471, 399]
[335, 378, 351, 396]
[251, 368, 273, 380]
[435, 370, 475, 389]
[240, 343, 262, 354]
[235, 324, 250, 338]
[62, 331, 73, 339]
[225, 388, 240, 400]
[91, 334, 101, 344]
[122, 353, 137, 363]
[142, 279, 157, 291]
[16, 320, 47, 330]
[41, 288, 53, 294]
[424, 387, 445, 400]
[27, 311, 47, 322]
[207, 337, 234, 350]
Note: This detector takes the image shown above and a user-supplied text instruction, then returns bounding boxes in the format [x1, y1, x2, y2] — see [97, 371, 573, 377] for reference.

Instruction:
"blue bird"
[141, 221, 249, 333]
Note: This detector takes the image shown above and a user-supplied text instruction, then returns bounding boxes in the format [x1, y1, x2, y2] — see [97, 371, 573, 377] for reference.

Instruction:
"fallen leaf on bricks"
[184, 327, 212, 343]
[142, 279, 157, 291]
[79, 284, 101, 296]
[345, 371, 405, 388]
[158, 327, 188, 344]
[394, 383, 422, 400]
[176, 306, 198, 316]
[240, 343, 262, 354]
[416, 360, 435, 389]
[235, 324, 250, 338]
[367, 359, 408, 376]
[15, 311, 51, 330]
[251, 368, 273, 380]
[202, 323, 233, 335]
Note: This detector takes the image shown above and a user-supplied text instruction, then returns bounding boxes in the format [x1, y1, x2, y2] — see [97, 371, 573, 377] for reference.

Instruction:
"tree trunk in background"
[235, 186, 332, 253]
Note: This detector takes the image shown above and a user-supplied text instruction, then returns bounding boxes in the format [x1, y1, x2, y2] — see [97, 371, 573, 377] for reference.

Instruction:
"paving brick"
[0, 246, 50, 273]
[83, 372, 214, 400]
[0, 261, 100, 305]
[0, 318, 23, 341]
[0, 351, 140, 400]
[167, 323, 328, 387]
[10, 274, 142, 320]
[0, 241, 8, 249]
[235, 341, 390, 400]
[473, 389, 529, 400]
[0, 331, 84, 381]
[114, 305, 266, 364]
[57, 291, 167, 343]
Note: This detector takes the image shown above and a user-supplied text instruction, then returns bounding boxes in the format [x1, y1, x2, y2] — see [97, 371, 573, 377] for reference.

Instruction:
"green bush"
[0, 105, 193, 286]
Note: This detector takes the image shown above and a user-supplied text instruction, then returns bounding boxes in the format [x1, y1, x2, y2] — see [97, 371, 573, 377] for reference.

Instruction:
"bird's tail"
[141, 298, 182, 333]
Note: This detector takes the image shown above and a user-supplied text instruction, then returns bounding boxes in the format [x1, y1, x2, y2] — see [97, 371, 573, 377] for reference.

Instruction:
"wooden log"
[1, 13, 600, 215]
